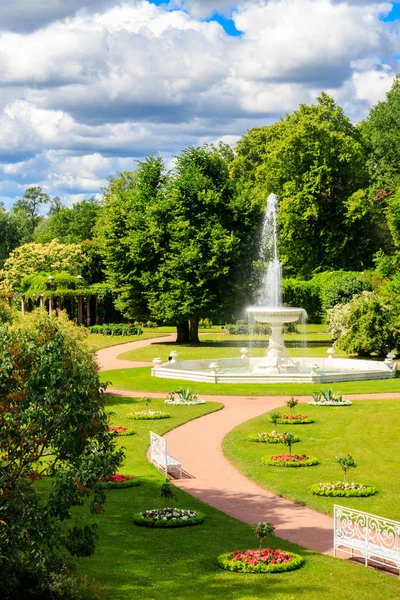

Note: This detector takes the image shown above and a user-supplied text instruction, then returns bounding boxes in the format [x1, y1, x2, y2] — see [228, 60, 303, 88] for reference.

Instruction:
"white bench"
[149, 432, 182, 479]
[334, 505, 400, 574]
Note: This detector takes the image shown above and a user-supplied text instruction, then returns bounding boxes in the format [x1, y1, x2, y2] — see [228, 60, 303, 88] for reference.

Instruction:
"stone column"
[86, 296, 91, 327]
[21, 298, 26, 315]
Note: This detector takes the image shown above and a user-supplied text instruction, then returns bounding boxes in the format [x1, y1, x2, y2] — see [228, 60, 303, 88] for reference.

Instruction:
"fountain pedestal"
[247, 306, 306, 373]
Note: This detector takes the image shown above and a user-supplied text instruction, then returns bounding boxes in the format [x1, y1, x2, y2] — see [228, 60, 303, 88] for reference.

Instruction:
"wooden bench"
[334, 505, 400, 574]
[150, 431, 182, 479]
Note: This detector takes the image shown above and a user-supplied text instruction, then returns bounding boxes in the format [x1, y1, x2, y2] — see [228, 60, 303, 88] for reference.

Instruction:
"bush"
[0, 299, 12, 324]
[88, 323, 143, 336]
[282, 278, 322, 323]
[133, 508, 205, 528]
[335, 292, 398, 356]
[314, 271, 373, 314]
[311, 483, 377, 497]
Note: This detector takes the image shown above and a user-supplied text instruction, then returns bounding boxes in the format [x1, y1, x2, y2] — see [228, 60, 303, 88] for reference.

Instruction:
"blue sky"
[0, 0, 398, 208]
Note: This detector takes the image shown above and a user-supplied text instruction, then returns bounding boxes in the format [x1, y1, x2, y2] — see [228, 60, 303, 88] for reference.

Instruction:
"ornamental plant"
[144, 397, 152, 412]
[281, 432, 296, 455]
[269, 411, 281, 429]
[160, 480, 178, 505]
[286, 397, 298, 414]
[336, 454, 357, 483]
[253, 522, 275, 550]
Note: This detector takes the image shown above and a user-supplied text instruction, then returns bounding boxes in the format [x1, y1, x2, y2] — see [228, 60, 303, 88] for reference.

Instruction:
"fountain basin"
[247, 306, 306, 324]
[152, 356, 397, 384]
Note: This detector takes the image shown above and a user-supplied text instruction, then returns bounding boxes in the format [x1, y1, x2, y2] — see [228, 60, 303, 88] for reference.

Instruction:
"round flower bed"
[268, 414, 315, 424]
[217, 548, 305, 573]
[311, 482, 377, 497]
[308, 399, 352, 406]
[133, 507, 205, 528]
[127, 411, 170, 420]
[248, 432, 300, 444]
[98, 474, 139, 489]
[262, 453, 319, 467]
[164, 399, 206, 405]
[108, 425, 135, 436]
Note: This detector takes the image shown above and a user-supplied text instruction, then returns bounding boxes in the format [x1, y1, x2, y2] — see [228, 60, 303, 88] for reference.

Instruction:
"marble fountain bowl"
[151, 353, 397, 384]
[247, 306, 306, 324]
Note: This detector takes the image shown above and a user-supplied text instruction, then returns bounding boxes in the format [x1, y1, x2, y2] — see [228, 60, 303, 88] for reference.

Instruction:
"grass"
[74, 395, 400, 599]
[101, 366, 400, 396]
[86, 332, 172, 352]
[223, 399, 400, 521]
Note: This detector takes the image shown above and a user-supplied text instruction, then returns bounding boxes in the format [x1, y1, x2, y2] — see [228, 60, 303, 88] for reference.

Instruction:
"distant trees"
[232, 93, 382, 277]
[97, 146, 263, 341]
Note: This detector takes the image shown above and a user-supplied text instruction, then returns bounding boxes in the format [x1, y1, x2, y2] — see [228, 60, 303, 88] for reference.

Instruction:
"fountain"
[152, 194, 397, 384]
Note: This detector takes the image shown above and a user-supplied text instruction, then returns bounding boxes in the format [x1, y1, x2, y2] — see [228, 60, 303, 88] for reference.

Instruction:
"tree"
[34, 198, 101, 245]
[336, 455, 357, 484]
[0, 311, 123, 598]
[97, 147, 262, 342]
[361, 75, 400, 191]
[0, 208, 26, 268]
[12, 186, 50, 236]
[0, 240, 87, 292]
[232, 94, 381, 277]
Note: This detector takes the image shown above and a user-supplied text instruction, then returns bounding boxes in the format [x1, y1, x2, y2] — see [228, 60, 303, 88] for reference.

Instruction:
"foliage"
[226, 320, 270, 335]
[108, 425, 135, 436]
[88, 323, 143, 336]
[309, 389, 352, 406]
[232, 93, 378, 277]
[282, 278, 322, 323]
[253, 522, 275, 550]
[311, 482, 377, 497]
[97, 475, 139, 490]
[217, 549, 305, 573]
[248, 432, 300, 444]
[361, 75, 400, 191]
[34, 198, 101, 245]
[268, 411, 281, 428]
[262, 454, 319, 467]
[0, 312, 124, 599]
[0, 298, 12, 323]
[133, 508, 205, 528]
[12, 186, 50, 236]
[326, 302, 351, 340]
[97, 147, 263, 340]
[0, 208, 30, 269]
[267, 414, 315, 424]
[160, 481, 178, 503]
[286, 397, 298, 414]
[336, 454, 357, 483]
[127, 411, 170, 420]
[281, 432, 297, 455]
[0, 240, 87, 292]
[165, 388, 206, 405]
[335, 292, 398, 356]
[314, 271, 373, 314]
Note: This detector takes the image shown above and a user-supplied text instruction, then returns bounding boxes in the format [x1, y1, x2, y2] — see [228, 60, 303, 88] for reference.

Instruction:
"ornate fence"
[334, 505, 400, 574]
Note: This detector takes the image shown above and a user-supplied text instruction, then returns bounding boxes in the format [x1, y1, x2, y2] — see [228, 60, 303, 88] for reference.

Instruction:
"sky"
[0, 0, 399, 209]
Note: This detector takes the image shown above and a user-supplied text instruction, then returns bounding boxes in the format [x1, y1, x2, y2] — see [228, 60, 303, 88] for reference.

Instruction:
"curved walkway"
[96, 334, 175, 371]
[97, 335, 400, 556]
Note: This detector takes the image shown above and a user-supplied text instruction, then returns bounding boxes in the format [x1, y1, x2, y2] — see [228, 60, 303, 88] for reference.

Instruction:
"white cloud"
[0, 0, 398, 206]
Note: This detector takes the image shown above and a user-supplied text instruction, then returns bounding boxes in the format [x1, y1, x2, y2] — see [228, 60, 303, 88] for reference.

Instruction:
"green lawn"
[101, 366, 400, 396]
[223, 399, 400, 520]
[86, 332, 172, 352]
[73, 395, 400, 599]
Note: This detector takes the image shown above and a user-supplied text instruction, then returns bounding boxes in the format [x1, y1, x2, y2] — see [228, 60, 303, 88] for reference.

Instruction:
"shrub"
[133, 508, 205, 528]
[0, 299, 12, 324]
[311, 482, 377, 497]
[282, 278, 321, 323]
[314, 271, 373, 314]
[165, 388, 206, 405]
[335, 292, 398, 356]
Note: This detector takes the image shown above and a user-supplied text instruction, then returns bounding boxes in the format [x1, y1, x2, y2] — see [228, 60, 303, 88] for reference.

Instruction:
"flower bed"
[127, 411, 170, 420]
[133, 507, 205, 528]
[262, 453, 319, 467]
[217, 548, 305, 573]
[108, 425, 135, 436]
[248, 432, 300, 444]
[98, 474, 139, 489]
[308, 399, 352, 406]
[311, 482, 377, 497]
[164, 399, 206, 405]
[268, 414, 315, 424]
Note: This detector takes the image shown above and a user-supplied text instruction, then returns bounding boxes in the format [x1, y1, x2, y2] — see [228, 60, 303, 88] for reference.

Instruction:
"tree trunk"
[176, 321, 190, 343]
[189, 318, 200, 344]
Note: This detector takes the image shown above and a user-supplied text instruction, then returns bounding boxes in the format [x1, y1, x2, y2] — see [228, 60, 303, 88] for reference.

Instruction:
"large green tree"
[34, 197, 101, 244]
[0, 312, 123, 598]
[97, 146, 262, 342]
[232, 93, 382, 277]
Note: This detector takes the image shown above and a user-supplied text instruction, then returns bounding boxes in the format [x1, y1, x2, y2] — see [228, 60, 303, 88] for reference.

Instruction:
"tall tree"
[12, 186, 50, 236]
[97, 147, 262, 342]
[34, 197, 101, 244]
[232, 94, 381, 277]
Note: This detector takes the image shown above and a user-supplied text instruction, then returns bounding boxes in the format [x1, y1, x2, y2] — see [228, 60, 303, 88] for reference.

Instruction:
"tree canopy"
[97, 146, 263, 340]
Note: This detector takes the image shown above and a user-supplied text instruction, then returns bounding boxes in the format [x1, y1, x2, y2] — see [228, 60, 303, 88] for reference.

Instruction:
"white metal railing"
[334, 505, 400, 574]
